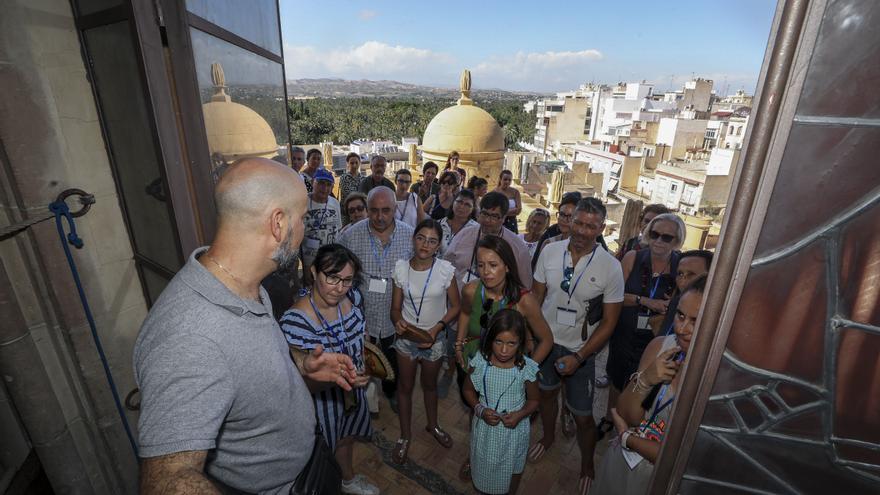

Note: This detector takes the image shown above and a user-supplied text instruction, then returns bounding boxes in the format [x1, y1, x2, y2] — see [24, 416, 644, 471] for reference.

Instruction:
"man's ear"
[270, 208, 285, 242]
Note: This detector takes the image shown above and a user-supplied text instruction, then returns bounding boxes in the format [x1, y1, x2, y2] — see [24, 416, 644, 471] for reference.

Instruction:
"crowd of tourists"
[133, 151, 713, 495]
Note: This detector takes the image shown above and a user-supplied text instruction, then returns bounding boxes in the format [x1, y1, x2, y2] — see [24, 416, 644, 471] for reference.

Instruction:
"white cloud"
[474, 49, 604, 88]
[285, 41, 455, 82]
[358, 10, 377, 21]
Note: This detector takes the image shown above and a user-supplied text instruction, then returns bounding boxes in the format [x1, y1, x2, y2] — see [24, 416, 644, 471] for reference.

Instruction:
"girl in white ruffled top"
[390, 219, 461, 464]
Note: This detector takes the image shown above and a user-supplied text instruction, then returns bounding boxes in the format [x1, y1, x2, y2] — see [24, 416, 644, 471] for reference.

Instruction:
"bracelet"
[636, 295, 642, 306]
[573, 352, 584, 364]
[474, 404, 485, 419]
[454, 341, 464, 349]
[620, 430, 633, 451]
[629, 371, 652, 393]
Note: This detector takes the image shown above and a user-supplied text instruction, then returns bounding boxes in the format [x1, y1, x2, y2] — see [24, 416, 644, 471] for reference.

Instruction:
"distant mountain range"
[286, 78, 547, 101]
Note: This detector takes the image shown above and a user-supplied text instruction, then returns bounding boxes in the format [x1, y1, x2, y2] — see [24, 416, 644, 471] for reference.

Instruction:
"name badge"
[368, 277, 387, 294]
[304, 238, 320, 250]
[637, 314, 651, 330]
[556, 307, 577, 326]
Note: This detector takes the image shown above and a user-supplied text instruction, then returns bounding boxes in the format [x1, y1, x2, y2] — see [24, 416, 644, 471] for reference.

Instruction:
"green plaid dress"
[469, 353, 539, 494]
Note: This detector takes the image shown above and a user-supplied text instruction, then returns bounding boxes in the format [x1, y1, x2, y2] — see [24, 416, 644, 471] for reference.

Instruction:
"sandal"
[562, 410, 576, 438]
[425, 425, 454, 448]
[578, 474, 594, 495]
[458, 458, 471, 481]
[527, 441, 549, 463]
[391, 438, 409, 465]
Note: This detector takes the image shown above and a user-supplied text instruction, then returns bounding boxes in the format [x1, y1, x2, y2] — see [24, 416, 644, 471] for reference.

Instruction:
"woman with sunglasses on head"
[423, 170, 460, 220]
[393, 169, 426, 229]
[454, 235, 553, 481]
[338, 193, 368, 237]
[439, 189, 479, 255]
[607, 213, 685, 396]
[467, 176, 489, 212]
[280, 244, 379, 495]
[389, 219, 460, 465]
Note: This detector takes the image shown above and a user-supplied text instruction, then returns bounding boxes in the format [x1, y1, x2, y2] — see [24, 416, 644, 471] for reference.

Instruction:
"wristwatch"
[636, 295, 642, 306]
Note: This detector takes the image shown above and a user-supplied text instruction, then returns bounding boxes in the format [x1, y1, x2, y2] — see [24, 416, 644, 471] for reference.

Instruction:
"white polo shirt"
[534, 239, 624, 352]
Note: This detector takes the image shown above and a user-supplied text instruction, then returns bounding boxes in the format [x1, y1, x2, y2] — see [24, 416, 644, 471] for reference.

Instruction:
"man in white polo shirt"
[530, 197, 624, 494]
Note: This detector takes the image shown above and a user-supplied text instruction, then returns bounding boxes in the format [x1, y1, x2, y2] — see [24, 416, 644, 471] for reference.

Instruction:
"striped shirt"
[279, 288, 372, 449]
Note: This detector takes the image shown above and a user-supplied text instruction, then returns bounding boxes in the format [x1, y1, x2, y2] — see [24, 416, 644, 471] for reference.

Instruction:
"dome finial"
[210, 62, 231, 103]
[458, 69, 473, 106]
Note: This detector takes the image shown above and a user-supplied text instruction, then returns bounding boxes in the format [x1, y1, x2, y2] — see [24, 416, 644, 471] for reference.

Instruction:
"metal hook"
[55, 188, 95, 218]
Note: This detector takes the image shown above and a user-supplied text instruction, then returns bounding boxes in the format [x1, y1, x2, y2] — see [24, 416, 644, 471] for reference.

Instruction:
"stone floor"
[351, 366, 611, 494]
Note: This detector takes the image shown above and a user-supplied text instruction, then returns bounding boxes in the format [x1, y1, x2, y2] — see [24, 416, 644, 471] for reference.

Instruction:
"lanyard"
[563, 244, 597, 305]
[481, 364, 517, 412]
[396, 193, 412, 221]
[649, 276, 662, 299]
[407, 259, 435, 323]
[308, 296, 350, 354]
[641, 383, 674, 433]
[308, 198, 330, 231]
[367, 227, 395, 275]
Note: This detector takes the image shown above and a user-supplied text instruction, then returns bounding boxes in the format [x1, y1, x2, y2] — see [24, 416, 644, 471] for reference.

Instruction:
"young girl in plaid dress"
[463, 309, 540, 494]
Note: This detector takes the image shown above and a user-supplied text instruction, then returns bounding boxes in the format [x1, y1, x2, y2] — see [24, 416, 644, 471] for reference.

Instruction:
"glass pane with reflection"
[186, 0, 281, 56]
[190, 29, 288, 169]
[83, 22, 183, 272]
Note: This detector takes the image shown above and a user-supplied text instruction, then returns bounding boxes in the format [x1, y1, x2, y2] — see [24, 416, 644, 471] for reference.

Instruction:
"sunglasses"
[347, 205, 365, 214]
[648, 230, 676, 243]
[560, 266, 574, 292]
[479, 298, 494, 330]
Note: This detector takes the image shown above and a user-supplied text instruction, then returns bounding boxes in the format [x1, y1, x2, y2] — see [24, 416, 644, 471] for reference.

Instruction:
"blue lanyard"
[641, 383, 674, 433]
[481, 364, 517, 413]
[563, 245, 597, 305]
[308, 296, 353, 361]
[649, 276, 662, 299]
[367, 227, 395, 273]
[308, 198, 330, 231]
[396, 193, 412, 221]
[406, 259, 435, 324]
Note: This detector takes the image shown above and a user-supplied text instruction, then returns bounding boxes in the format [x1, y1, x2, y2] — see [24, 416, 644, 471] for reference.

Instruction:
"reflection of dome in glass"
[202, 63, 277, 161]
[421, 70, 505, 178]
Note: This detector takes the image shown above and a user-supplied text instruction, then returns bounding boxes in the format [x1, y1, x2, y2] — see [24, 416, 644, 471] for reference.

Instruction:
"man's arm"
[140, 450, 219, 495]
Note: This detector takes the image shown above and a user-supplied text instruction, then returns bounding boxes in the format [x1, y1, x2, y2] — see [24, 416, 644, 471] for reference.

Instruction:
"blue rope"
[48, 200, 139, 458]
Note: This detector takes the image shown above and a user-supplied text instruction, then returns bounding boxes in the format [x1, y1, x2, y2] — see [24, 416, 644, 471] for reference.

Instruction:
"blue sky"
[280, 0, 777, 94]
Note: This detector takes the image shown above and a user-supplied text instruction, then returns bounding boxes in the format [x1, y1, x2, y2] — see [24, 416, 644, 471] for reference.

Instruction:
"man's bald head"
[214, 157, 304, 229]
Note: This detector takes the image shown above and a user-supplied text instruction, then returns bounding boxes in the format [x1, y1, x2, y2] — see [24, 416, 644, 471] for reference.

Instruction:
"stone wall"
[0, 0, 145, 491]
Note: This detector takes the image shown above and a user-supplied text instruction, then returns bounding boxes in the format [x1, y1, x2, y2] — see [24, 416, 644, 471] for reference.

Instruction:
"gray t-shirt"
[134, 247, 316, 494]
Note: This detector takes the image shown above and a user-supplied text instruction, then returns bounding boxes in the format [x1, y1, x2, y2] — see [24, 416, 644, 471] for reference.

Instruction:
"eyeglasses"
[480, 211, 503, 221]
[347, 205, 365, 214]
[648, 230, 676, 243]
[323, 273, 355, 287]
[557, 211, 573, 221]
[560, 266, 574, 292]
[414, 235, 440, 247]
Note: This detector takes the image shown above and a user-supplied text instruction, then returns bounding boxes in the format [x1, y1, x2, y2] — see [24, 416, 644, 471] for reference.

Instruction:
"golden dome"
[420, 70, 505, 178]
[202, 63, 278, 161]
